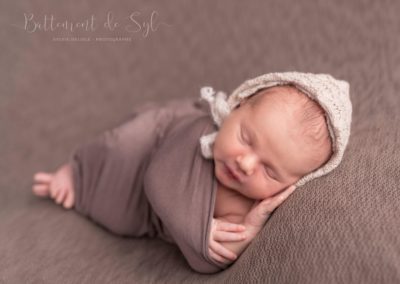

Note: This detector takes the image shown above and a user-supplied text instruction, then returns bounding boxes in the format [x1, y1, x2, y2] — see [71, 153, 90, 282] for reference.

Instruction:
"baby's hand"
[243, 185, 296, 237]
[208, 185, 296, 265]
[208, 218, 247, 265]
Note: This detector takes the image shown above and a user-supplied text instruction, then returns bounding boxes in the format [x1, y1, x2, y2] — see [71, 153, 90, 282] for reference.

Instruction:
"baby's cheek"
[252, 178, 278, 199]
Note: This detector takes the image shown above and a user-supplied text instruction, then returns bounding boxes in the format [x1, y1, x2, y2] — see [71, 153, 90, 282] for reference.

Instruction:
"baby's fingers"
[245, 185, 297, 229]
[214, 230, 247, 242]
[260, 185, 296, 214]
[269, 185, 296, 210]
[209, 239, 237, 262]
[209, 249, 231, 264]
[215, 219, 246, 232]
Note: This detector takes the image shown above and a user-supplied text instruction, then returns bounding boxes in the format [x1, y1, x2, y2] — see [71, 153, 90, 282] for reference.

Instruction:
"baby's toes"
[55, 187, 67, 204]
[32, 184, 50, 197]
[33, 172, 53, 184]
[63, 189, 75, 209]
[49, 184, 59, 199]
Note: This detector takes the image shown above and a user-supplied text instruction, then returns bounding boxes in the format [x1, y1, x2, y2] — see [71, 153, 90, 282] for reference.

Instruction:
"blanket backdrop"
[1, 0, 399, 283]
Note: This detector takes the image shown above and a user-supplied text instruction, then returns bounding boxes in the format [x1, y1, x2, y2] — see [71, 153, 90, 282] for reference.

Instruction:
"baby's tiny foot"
[32, 163, 75, 209]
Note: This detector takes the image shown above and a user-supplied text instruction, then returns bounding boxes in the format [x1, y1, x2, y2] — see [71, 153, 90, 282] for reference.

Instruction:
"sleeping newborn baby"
[32, 72, 352, 273]
[208, 85, 332, 262]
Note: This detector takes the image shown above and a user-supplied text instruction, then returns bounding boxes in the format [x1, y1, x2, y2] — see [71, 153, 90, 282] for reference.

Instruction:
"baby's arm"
[208, 185, 296, 265]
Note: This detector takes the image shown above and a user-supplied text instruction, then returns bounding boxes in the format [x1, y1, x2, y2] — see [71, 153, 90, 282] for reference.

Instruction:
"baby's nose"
[236, 154, 258, 176]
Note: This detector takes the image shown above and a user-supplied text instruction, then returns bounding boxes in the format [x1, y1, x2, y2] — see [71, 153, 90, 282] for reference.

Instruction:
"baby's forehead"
[243, 85, 311, 116]
[253, 85, 308, 104]
[244, 85, 326, 132]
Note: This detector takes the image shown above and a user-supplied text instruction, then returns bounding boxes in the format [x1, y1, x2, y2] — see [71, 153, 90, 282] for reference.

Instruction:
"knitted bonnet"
[199, 72, 352, 187]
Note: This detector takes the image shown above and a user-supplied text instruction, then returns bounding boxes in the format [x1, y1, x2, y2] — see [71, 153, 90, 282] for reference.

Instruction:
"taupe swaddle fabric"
[68, 99, 224, 273]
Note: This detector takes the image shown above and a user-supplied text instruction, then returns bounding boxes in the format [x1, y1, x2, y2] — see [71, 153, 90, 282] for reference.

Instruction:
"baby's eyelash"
[239, 128, 245, 144]
[264, 166, 276, 180]
[239, 127, 249, 144]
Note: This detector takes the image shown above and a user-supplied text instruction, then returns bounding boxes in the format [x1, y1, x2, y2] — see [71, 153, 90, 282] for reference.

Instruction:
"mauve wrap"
[68, 99, 227, 273]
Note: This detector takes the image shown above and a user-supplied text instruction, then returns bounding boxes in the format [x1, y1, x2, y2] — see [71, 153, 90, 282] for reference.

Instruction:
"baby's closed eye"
[239, 125, 251, 145]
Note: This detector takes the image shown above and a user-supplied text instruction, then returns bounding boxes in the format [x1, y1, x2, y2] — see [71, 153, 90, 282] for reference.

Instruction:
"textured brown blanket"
[68, 100, 225, 273]
[4, 1, 400, 282]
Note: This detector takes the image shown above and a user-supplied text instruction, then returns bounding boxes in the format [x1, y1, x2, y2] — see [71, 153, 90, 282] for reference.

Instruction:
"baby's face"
[213, 87, 318, 200]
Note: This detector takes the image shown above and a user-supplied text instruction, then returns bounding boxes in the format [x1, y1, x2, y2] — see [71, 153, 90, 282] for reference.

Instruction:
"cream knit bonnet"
[199, 72, 352, 187]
